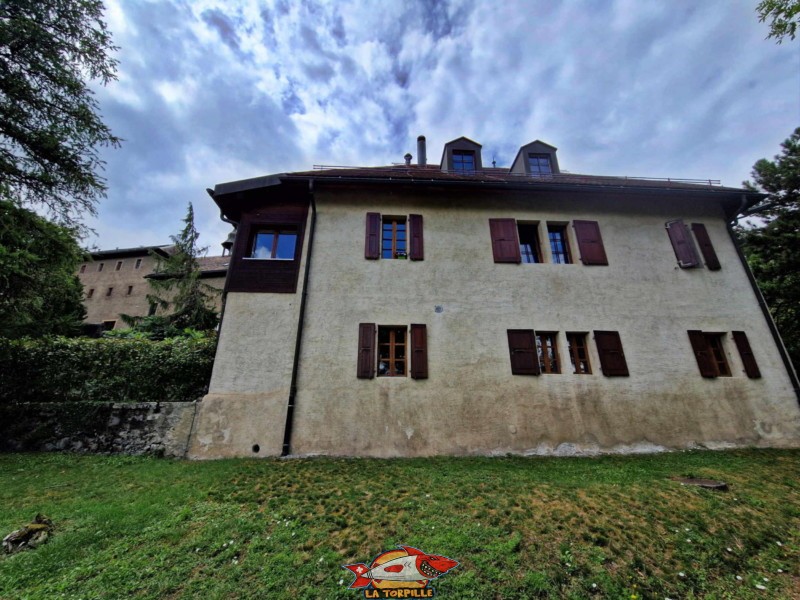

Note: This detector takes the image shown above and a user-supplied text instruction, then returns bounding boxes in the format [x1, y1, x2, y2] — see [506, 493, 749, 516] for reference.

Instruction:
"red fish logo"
[343, 545, 458, 597]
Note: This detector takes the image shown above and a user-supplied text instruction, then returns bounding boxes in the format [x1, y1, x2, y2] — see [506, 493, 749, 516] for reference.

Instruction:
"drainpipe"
[281, 180, 317, 456]
[726, 219, 800, 403]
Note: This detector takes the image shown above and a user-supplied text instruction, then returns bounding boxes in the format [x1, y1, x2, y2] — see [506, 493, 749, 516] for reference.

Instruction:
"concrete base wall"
[0, 402, 197, 457]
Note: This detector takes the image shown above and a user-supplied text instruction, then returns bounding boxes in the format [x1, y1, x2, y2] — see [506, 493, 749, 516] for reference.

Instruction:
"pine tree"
[143, 204, 219, 335]
[738, 127, 800, 368]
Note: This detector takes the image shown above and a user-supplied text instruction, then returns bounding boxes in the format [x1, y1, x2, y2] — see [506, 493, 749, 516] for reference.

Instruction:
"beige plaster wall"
[194, 187, 800, 458]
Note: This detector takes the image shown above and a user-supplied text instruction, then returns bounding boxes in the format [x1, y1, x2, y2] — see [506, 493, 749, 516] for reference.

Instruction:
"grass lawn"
[0, 450, 798, 599]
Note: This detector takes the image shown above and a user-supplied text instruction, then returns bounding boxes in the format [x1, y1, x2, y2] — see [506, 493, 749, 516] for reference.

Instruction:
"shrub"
[0, 336, 216, 404]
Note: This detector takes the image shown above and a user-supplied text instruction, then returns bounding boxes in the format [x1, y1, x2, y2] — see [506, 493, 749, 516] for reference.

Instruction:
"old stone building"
[77, 246, 228, 330]
[188, 136, 800, 458]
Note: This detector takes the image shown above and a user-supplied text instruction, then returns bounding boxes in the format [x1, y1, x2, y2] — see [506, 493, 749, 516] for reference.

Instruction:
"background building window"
[528, 153, 552, 175]
[250, 229, 297, 260]
[106, 287, 113, 296]
[536, 332, 560, 373]
[115, 261, 123, 271]
[452, 150, 475, 172]
[135, 258, 142, 269]
[378, 326, 407, 377]
[98, 263, 104, 272]
[127, 285, 133, 295]
[79, 264, 86, 273]
[567, 333, 592, 374]
[102, 320, 116, 331]
[382, 217, 407, 259]
[87, 288, 94, 298]
[517, 223, 541, 263]
[547, 224, 572, 264]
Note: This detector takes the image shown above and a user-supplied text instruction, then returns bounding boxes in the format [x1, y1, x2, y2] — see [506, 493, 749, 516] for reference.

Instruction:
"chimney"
[404, 153, 412, 166]
[417, 135, 427, 166]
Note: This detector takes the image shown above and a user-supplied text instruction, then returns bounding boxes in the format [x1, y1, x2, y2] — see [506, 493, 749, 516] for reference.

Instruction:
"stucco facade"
[187, 139, 800, 459]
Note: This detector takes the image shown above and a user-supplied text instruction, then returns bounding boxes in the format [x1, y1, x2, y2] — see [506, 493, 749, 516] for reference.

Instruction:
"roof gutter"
[281, 179, 317, 456]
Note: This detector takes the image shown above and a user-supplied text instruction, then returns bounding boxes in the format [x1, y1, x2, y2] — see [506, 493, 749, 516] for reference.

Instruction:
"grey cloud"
[202, 9, 241, 53]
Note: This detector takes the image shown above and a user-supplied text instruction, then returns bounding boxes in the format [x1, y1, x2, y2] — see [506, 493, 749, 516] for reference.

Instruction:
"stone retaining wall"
[0, 402, 197, 458]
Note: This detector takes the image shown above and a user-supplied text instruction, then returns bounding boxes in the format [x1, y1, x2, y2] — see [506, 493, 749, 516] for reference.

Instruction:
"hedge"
[0, 337, 216, 404]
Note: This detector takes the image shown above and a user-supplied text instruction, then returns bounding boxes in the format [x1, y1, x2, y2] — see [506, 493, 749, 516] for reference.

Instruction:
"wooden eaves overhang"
[209, 168, 765, 224]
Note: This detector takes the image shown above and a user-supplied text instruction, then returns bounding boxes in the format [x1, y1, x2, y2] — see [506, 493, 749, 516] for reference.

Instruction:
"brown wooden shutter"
[357, 323, 376, 379]
[573, 220, 608, 265]
[507, 329, 540, 375]
[732, 331, 761, 378]
[409, 214, 424, 261]
[489, 219, 521, 263]
[665, 219, 700, 268]
[594, 331, 629, 376]
[365, 213, 380, 259]
[410, 323, 428, 379]
[691, 223, 721, 270]
[687, 330, 716, 377]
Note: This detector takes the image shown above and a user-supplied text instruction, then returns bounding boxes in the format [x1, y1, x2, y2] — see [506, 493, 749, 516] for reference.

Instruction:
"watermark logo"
[343, 545, 458, 598]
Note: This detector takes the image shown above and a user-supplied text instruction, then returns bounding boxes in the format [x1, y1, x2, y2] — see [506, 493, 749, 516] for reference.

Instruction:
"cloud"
[89, 0, 800, 253]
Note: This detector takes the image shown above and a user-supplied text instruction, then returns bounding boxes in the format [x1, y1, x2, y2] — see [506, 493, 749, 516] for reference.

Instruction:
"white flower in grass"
[756, 584, 766, 590]
[777, 569, 783, 574]
[229, 540, 234, 545]
[776, 541, 782, 546]
[736, 576, 742, 581]
[678, 572, 686, 578]
[726, 547, 733, 552]
[338, 579, 344, 585]
[591, 583, 597, 589]
[686, 539, 692, 543]
[763, 578, 769, 582]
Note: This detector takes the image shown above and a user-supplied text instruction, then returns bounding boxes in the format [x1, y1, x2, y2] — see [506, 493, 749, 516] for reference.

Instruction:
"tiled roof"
[284, 164, 750, 194]
[197, 255, 230, 272]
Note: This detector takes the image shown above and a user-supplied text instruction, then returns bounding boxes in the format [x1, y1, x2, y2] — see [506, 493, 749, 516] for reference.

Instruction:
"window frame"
[246, 227, 299, 261]
[106, 287, 113, 297]
[135, 258, 143, 269]
[87, 288, 95, 299]
[566, 332, 592, 374]
[377, 325, 408, 377]
[688, 330, 732, 378]
[451, 149, 476, 172]
[536, 331, 561, 374]
[381, 216, 408, 260]
[115, 260, 123, 271]
[547, 223, 572, 264]
[527, 153, 553, 176]
[517, 222, 542, 264]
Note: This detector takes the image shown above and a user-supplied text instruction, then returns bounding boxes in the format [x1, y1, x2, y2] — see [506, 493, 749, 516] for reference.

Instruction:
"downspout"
[281, 179, 317, 456]
[206, 188, 237, 330]
[726, 208, 800, 403]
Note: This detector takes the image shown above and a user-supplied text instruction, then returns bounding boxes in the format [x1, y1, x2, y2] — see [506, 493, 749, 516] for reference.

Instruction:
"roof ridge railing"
[311, 165, 722, 186]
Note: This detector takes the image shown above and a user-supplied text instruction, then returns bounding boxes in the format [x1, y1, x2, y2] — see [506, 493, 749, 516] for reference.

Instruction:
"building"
[77, 246, 228, 331]
[187, 136, 800, 459]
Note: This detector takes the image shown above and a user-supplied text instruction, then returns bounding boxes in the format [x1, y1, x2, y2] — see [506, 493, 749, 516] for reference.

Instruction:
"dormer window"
[511, 140, 560, 176]
[441, 137, 483, 172]
[528, 154, 552, 176]
[452, 150, 476, 172]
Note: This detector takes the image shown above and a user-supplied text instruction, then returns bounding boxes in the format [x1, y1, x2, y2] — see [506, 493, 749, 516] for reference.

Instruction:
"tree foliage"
[0, 199, 86, 338]
[757, 0, 800, 43]
[738, 127, 800, 368]
[124, 204, 219, 338]
[0, 0, 120, 227]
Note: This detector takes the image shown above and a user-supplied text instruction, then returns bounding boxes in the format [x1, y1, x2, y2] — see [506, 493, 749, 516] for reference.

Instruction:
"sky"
[88, 0, 800, 255]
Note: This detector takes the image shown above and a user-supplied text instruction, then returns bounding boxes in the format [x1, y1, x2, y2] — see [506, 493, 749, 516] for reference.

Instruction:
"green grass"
[0, 450, 798, 599]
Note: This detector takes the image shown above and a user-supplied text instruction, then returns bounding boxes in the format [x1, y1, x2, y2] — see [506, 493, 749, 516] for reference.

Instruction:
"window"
[567, 333, 592, 374]
[688, 331, 731, 377]
[594, 331, 629, 376]
[357, 323, 428, 379]
[665, 220, 721, 270]
[365, 213, 423, 260]
[148, 303, 157, 316]
[87, 288, 95, 299]
[127, 285, 133, 295]
[378, 326, 407, 377]
[528, 153, 552, 176]
[492, 219, 607, 265]
[115, 261, 123, 271]
[106, 287, 113, 296]
[518, 223, 542, 263]
[249, 228, 297, 260]
[98, 263, 104, 272]
[452, 150, 475, 172]
[135, 258, 142, 269]
[536, 332, 560, 373]
[382, 217, 407, 259]
[102, 320, 116, 331]
[79, 264, 86, 274]
[547, 224, 572, 264]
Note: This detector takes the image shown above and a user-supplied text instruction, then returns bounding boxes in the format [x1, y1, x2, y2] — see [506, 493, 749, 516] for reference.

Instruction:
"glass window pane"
[275, 232, 297, 259]
[252, 232, 274, 258]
